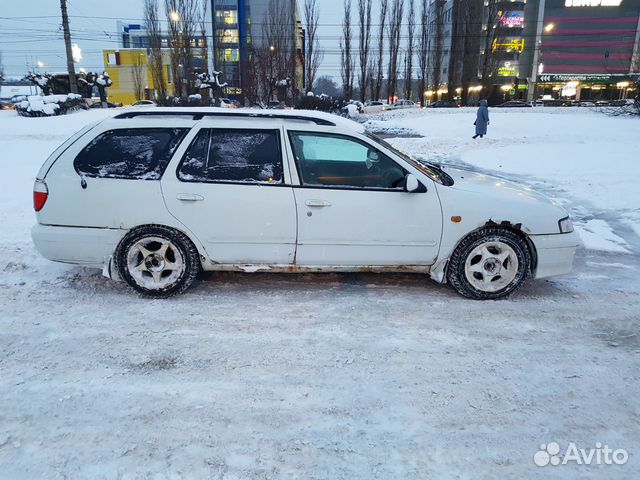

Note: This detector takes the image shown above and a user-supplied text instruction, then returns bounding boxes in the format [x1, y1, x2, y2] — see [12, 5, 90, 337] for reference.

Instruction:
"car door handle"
[305, 199, 331, 208]
[176, 194, 204, 202]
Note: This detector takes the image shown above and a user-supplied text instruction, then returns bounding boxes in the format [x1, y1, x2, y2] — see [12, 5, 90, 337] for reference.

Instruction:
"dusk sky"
[0, 0, 352, 80]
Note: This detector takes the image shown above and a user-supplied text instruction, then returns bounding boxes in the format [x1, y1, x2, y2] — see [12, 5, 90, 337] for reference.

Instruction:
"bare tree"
[459, 0, 483, 105]
[165, 0, 199, 98]
[386, 0, 404, 102]
[372, 0, 388, 101]
[341, 0, 355, 99]
[357, 0, 373, 101]
[404, 0, 415, 100]
[131, 51, 146, 101]
[198, 0, 210, 104]
[446, 0, 462, 101]
[429, 0, 446, 94]
[417, 0, 430, 105]
[144, 0, 167, 104]
[479, 0, 503, 95]
[304, 0, 323, 92]
[246, 0, 298, 105]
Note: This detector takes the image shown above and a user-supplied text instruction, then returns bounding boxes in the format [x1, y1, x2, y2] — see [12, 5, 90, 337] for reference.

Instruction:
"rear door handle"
[177, 193, 204, 202]
[305, 199, 331, 208]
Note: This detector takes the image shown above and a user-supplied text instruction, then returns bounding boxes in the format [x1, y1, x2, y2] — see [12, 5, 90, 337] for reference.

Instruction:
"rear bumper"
[530, 230, 581, 279]
[32, 224, 126, 268]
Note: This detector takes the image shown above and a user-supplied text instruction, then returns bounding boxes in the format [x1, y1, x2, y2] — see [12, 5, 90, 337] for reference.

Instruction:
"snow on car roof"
[112, 107, 365, 133]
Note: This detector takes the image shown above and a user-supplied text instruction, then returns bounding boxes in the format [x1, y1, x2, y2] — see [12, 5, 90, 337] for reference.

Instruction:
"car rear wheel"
[115, 225, 200, 297]
[447, 227, 531, 300]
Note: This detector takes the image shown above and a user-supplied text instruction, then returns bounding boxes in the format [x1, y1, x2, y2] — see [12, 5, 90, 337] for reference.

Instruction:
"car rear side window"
[178, 129, 283, 184]
[74, 128, 188, 180]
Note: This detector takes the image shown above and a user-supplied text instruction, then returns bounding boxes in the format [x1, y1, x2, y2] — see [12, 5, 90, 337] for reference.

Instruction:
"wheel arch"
[115, 223, 206, 268]
[437, 219, 538, 284]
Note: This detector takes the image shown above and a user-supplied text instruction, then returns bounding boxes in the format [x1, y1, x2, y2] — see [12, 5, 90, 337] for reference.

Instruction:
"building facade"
[425, 0, 640, 104]
[524, 0, 640, 101]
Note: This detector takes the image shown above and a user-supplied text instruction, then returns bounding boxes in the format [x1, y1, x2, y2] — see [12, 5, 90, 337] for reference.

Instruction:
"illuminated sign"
[499, 12, 524, 28]
[498, 61, 519, 77]
[565, 0, 623, 6]
[492, 38, 525, 53]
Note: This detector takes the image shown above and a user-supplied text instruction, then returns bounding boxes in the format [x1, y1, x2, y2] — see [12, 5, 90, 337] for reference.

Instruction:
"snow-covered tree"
[26, 73, 55, 96]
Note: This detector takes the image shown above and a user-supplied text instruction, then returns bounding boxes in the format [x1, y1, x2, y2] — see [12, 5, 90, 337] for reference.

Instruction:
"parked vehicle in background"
[496, 100, 532, 108]
[577, 101, 595, 107]
[31, 108, 579, 300]
[89, 102, 120, 109]
[529, 100, 544, 107]
[266, 101, 285, 109]
[609, 98, 636, 107]
[595, 100, 611, 107]
[428, 100, 458, 108]
[0, 98, 15, 110]
[132, 100, 156, 107]
[388, 100, 418, 110]
[363, 101, 387, 114]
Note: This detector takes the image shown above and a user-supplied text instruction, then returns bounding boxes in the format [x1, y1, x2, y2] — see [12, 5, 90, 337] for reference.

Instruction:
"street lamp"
[71, 43, 82, 63]
[169, 10, 180, 22]
[544, 23, 555, 33]
[36, 60, 45, 68]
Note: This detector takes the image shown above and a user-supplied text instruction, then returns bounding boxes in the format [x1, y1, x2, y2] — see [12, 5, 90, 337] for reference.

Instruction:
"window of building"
[220, 10, 238, 25]
[178, 129, 283, 184]
[223, 48, 240, 62]
[288, 132, 406, 190]
[74, 128, 189, 180]
[219, 28, 239, 44]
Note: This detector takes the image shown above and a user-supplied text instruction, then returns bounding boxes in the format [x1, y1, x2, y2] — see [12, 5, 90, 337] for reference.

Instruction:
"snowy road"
[1, 108, 639, 479]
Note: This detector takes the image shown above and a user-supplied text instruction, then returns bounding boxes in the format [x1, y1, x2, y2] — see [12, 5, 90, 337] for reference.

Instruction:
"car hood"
[435, 167, 568, 234]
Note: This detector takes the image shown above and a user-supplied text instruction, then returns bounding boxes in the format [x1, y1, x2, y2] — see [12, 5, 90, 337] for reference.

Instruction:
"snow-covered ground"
[1, 107, 639, 479]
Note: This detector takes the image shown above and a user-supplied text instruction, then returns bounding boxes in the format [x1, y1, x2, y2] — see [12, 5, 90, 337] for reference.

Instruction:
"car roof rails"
[113, 110, 337, 126]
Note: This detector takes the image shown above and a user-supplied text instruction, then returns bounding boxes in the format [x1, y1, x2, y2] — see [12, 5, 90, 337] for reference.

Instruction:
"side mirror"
[404, 173, 420, 193]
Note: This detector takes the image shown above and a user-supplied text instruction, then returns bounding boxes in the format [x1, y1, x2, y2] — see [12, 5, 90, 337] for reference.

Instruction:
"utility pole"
[60, 0, 78, 94]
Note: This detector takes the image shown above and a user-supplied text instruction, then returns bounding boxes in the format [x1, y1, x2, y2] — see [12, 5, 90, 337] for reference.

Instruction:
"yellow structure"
[103, 49, 174, 105]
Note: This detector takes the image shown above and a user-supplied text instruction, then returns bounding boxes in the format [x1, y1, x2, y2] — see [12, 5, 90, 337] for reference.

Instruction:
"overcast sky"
[0, 0, 349, 81]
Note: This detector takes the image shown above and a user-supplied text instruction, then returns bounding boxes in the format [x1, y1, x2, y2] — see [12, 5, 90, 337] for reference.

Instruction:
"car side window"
[288, 132, 406, 189]
[74, 128, 188, 180]
[178, 129, 284, 184]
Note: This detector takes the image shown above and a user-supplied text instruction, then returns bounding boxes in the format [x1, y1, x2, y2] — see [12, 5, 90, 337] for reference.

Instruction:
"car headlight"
[559, 216, 574, 233]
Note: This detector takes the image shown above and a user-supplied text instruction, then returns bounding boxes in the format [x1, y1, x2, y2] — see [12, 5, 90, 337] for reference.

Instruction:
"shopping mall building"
[521, 0, 640, 101]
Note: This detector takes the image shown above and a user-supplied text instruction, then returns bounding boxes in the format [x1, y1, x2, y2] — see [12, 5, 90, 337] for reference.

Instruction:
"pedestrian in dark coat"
[473, 99, 489, 139]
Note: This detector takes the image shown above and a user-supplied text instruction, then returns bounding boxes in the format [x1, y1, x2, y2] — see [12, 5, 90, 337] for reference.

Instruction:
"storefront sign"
[499, 12, 524, 28]
[498, 61, 519, 77]
[492, 38, 525, 53]
[538, 74, 616, 83]
[565, 0, 623, 6]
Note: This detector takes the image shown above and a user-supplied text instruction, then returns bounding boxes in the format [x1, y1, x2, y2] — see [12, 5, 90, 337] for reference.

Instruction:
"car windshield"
[365, 132, 454, 186]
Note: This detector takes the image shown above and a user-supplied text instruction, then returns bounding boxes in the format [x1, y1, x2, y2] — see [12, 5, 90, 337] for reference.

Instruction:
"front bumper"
[529, 230, 581, 279]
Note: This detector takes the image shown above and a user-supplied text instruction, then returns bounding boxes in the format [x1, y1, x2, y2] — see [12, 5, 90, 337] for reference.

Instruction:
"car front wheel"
[115, 225, 200, 297]
[447, 227, 531, 300]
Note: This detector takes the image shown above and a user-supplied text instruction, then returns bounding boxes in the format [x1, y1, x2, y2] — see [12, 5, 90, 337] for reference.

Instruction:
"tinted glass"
[74, 128, 188, 180]
[289, 132, 406, 189]
[178, 129, 283, 184]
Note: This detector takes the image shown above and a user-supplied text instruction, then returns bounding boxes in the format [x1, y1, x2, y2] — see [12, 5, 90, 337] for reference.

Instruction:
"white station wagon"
[32, 109, 579, 299]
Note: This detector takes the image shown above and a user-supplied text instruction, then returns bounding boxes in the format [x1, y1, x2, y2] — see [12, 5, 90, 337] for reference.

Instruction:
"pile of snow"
[15, 94, 85, 118]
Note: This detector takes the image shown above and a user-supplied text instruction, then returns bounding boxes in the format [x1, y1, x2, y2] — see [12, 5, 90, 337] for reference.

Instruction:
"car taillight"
[33, 179, 48, 212]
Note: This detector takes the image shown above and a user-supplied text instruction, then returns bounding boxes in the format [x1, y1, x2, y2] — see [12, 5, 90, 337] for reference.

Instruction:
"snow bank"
[15, 94, 85, 118]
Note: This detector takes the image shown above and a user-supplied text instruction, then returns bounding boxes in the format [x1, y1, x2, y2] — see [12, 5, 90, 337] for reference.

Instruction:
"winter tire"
[447, 227, 531, 300]
[115, 225, 200, 297]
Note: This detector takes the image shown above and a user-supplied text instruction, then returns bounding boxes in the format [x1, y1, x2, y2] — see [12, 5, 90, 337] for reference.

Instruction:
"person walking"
[473, 99, 489, 139]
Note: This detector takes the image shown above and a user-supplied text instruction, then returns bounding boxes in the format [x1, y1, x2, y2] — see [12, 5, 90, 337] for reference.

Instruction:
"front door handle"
[305, 199, 332, 208]
[177, 193, 204, 202]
